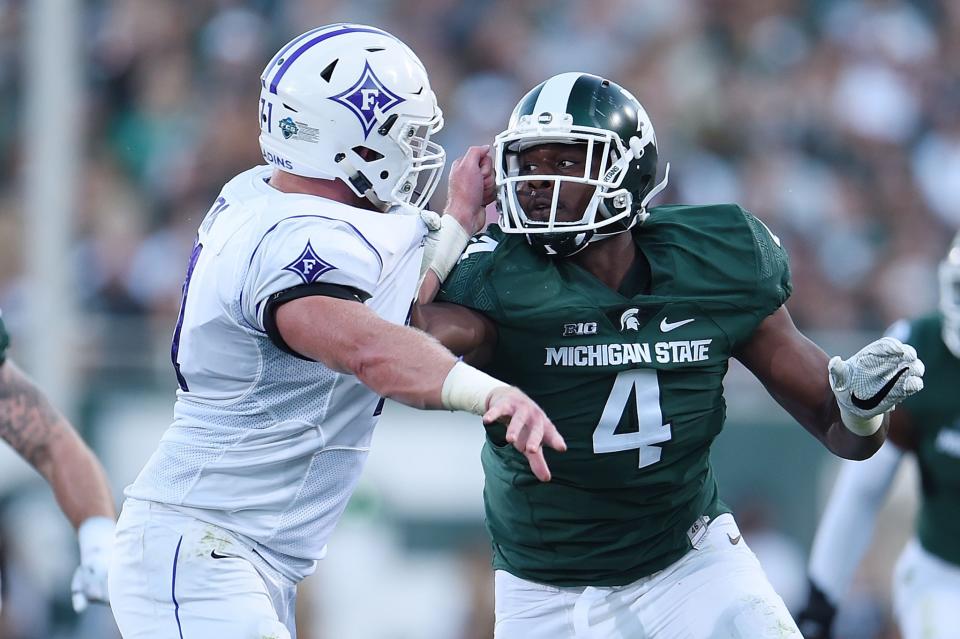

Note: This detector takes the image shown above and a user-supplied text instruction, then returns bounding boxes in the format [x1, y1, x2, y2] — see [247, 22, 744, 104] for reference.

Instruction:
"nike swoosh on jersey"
[850, 367, 908, 411]
[660, 317, 695, 332]
[727, 533, 742, 545]
[210, 550, 232, 560]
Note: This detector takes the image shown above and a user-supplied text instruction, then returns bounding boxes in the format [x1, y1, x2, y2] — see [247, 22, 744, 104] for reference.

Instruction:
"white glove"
[828, 337, 925, 435]
[71, 516, 115, 612]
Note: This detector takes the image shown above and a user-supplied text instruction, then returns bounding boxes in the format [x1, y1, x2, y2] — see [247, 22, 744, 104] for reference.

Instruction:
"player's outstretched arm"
[0, 360, 115, 611]
[734, 306, 922, 460]
[275, 296, 565, 480]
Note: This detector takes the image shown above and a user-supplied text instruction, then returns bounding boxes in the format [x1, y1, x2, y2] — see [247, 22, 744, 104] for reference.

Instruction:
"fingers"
[484, 389, 562, 482]
[525, 448, 552, 482]
[71, 569, 89, 613]
[904, 375, 924, 395]
[543, 423, 567, 452]
[827, 356, 847, 390]
[902, 358, 925, 395]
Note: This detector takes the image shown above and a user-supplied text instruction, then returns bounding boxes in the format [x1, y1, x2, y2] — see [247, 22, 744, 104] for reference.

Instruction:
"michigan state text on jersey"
[417, 71, 923, 639]
[439, 204, 788, 585]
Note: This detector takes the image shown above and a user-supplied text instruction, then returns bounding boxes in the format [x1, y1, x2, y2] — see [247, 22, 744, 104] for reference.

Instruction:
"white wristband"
[428, 216, 471, 284]
[441, 361, 509, 416]
[839, 406, 884, 437]
[78, 516, 115, 562]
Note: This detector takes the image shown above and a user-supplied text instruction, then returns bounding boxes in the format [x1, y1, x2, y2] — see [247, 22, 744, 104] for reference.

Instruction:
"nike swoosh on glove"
[72, 516, 115, 612]
[828, 337, 924, 431]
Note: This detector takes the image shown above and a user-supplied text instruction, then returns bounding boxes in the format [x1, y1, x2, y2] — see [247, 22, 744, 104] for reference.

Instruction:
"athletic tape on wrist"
[441, 361, 508, 415]
[839, 406, 884, 437]
[78, 516, 115, 561]
[428, 216, 471, 284]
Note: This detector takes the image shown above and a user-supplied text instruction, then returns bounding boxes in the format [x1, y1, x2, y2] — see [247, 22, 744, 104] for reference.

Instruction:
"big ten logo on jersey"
[563, 322, 598, 337]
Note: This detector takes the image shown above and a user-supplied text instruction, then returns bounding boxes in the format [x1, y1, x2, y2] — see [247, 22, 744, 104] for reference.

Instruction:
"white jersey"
[126, 165, 427, 580]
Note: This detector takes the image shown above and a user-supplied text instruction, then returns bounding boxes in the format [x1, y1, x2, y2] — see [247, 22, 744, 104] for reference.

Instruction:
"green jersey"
[0, 310, 8, 365]
[438, 203, 791, 586]
[894, 314, 960, 566]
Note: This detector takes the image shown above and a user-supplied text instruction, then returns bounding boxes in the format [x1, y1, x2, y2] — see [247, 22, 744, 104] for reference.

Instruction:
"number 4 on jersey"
[593, 370, 672, 469]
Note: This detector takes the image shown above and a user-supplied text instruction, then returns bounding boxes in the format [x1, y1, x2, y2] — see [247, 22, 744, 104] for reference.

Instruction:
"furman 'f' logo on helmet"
[329, 61, 405, 138]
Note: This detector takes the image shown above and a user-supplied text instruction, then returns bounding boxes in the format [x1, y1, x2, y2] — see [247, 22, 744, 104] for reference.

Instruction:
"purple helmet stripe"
[268, 26, 392, 95]
[260, 24, 331, 82]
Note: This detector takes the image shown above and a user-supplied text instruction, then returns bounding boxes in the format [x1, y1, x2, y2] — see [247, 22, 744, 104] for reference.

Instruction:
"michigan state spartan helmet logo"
[620, 308, 641, 331]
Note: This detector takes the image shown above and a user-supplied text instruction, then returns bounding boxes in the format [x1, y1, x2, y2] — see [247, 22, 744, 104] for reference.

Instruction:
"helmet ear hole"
[352, 146, 384, 162]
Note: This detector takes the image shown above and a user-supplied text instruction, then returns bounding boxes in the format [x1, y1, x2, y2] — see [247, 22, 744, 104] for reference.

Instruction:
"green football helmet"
[494, 72, 668, 257]
[941, 232, 960, 358]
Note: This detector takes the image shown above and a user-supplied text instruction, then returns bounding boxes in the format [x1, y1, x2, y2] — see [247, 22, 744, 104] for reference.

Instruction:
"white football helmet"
[258, 24, 445, 210]
[940, 232, 960, 358]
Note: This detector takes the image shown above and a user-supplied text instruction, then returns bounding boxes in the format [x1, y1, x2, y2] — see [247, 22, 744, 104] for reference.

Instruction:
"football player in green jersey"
[796, 235, 960, 639]
[415, 71, 926, 639]
[0, 311, 116, 612]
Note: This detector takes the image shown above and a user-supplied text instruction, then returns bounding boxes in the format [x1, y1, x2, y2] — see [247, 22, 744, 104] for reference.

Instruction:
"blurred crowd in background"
[0, 0, 955, 637]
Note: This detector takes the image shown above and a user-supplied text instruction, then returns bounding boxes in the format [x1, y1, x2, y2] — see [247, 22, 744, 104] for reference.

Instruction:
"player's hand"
[445, 145, 492, 236]
[795, 581, 837, 639]
[483, 387, 566, 482]
[828, 336, 924, 421]
[72, 516, 114, 612]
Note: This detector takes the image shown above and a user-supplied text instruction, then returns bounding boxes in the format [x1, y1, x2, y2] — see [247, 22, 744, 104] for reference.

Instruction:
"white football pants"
[109, 498, 297, 639]
[493, 513, 801, 639]
[893, 539, 960, 639]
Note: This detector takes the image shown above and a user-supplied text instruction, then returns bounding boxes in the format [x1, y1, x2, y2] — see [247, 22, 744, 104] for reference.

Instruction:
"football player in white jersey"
[108, 24, 565, 639]
[0, 312, 115, 612]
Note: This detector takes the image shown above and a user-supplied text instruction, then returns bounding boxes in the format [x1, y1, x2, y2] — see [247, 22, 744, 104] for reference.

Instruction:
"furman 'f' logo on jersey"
[329, 61, 405, 139]
[284, 241, 336, 284]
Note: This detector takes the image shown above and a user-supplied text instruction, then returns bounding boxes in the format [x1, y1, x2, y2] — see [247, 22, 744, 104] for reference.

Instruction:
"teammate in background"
[796, 234, 960, 639]
[108, 25, 563, 639]
[0, 312, 115, 612]
[414, 72, 925, 638]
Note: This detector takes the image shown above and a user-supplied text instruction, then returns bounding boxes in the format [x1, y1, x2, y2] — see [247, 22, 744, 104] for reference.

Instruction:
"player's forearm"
[276, 297, 458, 409]
[822, 404, 887, 460]
[417, 271, 441, 305]
[44, 430, 116, 528]
[348, 322, 457, 409]
[772, 383, 885, 460]
[0, 363, 114, 528]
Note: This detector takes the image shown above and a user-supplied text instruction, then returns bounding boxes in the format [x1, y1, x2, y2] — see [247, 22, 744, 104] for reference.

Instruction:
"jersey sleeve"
[740, 208, 792, 320]
[713, 206, 792, 346]
[435, 230, 503, 318]
[0, 311, 9, 365]
[241, 217, 383, 331]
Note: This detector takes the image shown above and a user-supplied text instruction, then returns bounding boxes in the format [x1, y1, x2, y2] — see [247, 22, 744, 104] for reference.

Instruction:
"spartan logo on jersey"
[283, 241, 337, 284]
[620, 308, 641, 332]
[279, 117, 299, 139]
[328, 61, 405, 139]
